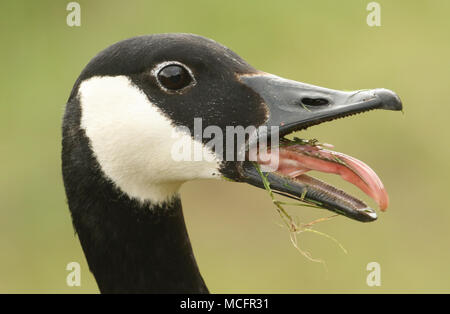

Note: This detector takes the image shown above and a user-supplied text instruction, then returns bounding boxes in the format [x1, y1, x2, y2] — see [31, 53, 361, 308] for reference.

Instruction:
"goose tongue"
[262, 143, 389, 211]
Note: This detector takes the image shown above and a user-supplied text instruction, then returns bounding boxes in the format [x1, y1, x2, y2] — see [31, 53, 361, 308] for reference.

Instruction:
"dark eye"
[157, 64, 194, 91]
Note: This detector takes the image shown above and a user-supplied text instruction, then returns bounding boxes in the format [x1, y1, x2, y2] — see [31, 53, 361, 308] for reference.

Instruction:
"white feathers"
[79, 76, 220, 204]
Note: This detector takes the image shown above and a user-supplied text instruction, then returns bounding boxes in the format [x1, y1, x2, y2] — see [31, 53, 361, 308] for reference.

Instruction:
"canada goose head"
[62, 33, 402, 293]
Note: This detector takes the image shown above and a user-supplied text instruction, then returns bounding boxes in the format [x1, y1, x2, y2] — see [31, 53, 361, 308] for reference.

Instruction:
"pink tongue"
[272, 144, 389, 211]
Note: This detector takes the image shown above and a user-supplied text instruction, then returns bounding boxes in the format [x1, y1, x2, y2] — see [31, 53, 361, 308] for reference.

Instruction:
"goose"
[62, 33, 402, 293]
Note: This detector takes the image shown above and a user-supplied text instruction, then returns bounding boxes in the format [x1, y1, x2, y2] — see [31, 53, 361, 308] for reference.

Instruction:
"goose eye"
[157, 64, 193, 91]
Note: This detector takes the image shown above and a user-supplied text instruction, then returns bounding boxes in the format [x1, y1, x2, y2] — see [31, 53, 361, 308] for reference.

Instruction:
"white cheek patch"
[79, 76, 221, 204]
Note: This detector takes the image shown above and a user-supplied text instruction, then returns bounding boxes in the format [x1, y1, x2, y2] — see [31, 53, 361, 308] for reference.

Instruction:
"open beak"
[235, 73, 402, 223]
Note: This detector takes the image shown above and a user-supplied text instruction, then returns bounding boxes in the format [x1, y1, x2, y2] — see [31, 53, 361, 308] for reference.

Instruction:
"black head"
[69, 33, 267, 133]
[64, 33, 403, 228]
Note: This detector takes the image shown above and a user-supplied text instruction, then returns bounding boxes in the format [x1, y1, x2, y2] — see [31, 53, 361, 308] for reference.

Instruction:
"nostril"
[301, 98, 329, 107]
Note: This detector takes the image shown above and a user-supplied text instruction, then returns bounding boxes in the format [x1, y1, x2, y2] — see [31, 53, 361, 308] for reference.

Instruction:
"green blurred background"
[1, 0, 449, 293]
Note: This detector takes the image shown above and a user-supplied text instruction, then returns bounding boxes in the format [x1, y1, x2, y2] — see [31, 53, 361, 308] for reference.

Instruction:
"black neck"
[72, 194, 208, 294]
[62, 102, 208, 293]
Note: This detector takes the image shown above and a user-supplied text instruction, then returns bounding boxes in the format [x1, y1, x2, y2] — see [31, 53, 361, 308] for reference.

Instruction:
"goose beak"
[240, 74, 402, 132]
[233, 74, 402, 222]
